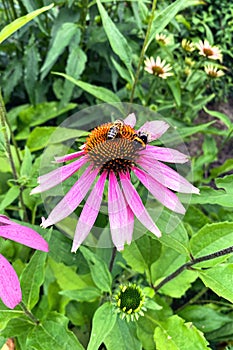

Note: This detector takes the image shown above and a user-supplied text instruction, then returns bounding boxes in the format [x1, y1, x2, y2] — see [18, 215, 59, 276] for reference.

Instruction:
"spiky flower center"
[203, 48, 214, 57]
[84, 122, 144, 173]
[152, 66, 164, 76]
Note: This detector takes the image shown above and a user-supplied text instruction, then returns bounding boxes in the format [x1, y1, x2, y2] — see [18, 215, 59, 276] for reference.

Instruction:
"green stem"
[0, 91, 28, 221]
[153, 246, 233, 292]
[109, 247, 117, 273]
[20, 301, 39, 325]
[129, 0, 158, 103]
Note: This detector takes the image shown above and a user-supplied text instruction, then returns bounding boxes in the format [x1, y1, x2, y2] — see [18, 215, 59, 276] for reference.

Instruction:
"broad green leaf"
[0, 4, 54, 44]
[167, 79, 181, 107]
[210, 159, 233, 178]
[178, 305, 233, 333]
[147, 0, 200, 49]
[0, 186, 20, 211]
[104, 318, 141, 350]
[40, 23, 78, 80]
[17, 102, 77, 130]
[53, 72, 121, 103]
[20, 249, 48, 309]
[199, 264, 233, 303]
[24, 36, 40, 105]
[190, 222, 233, 260]
[204, 106, 233, 129]
[96, 0, 132, 72]
[60, 287, 101, 302]
[0, 305, 22, 330]
[1, 317, 33, 338]
[27, 313, 84, 350]
[154, 315, 209, 350]
[184, 206, 211, 232]
[48, 258, 91, 290]
[80, 246, 112, 293]
[151, 247, 198, 298]
[87, 303, 117, 350]
[122, 236, 161, 275]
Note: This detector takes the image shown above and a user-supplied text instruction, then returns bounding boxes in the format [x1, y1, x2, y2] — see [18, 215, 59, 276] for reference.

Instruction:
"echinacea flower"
[196, 40, 222, 62]
[156, 33, 171, 46]
[31, 114, 199, 252]
[0, 216, 49, 309]
[204, 64, 225, 78]
[144, 56, 173, 79]
[181, 39, 196, 52]
[115, 284, 146, 321]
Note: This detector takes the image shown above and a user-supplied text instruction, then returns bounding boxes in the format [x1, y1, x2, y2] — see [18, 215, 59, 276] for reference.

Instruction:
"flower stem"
[109, 246, 117, 273]
[0, 90, 28, 221]
[153, 246, 233, 292]
[20, 301, 39, 325]
[129, 0, 158, 103]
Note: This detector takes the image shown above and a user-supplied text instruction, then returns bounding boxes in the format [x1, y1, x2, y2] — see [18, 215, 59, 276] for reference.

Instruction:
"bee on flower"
[31, 113, 199, 252]
[144, 56, 173, 79]
[196, 40, 223, 62]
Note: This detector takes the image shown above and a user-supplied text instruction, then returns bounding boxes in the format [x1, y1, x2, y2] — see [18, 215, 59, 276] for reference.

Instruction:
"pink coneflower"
[0, 216, 48, 309]
[204, 64, 225, 78]
[31, 114, 199, 252]
[144, 56, 173, 79]
[196, 40, 222, 61]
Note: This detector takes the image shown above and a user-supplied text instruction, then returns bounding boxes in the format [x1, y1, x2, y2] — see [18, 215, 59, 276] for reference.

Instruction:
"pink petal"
[71, 172, 107, 252]
[124, 113, 136, 127]
[0, 222, 49, 252]
[132, 167, 185, 214]
[42, 165, 99, 228]
[30, 156, 88, 194]
[108, 172, 134, 250]
[119, 173, 161, 238]
[0, 254, 21, 309]
[138, 157, 199, 194]
[138, 121, 169, 141]
[141, 145, 189, 163]
[54, 150, 86, 163]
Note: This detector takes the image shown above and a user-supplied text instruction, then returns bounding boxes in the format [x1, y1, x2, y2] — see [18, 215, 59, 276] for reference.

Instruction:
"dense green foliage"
[0, 1, 233, 349]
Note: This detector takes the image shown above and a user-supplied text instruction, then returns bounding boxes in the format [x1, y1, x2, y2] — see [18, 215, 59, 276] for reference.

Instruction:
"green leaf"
[210, 159, 233, 178]
[87, 303, 117, 350]
[40, 23, 78, 80]
[122, 235, 161, 274]
[53, 72, 121, 103]
[104, 318, 141, 350]
[154, 315, 210, 350]
[24, 36, 40, 105]
[1, 317, 33, 338]
[147, 0, 198, 49]
[27, 313, 84, 350]
[20, 147, 32, 177]
[199, 264, 233, 303]
[96, 0, 132, 72]
[204, 107, 233, 129]
[151, 247, 198, 298]
[17, 101, 77, 130]
[167, 79, 181, 107]
[80, 246, 112, 293]
[20, 249, 48, 309]
[0, 186, 20, 212]
[0, 305, 22, 330]
[60, 287, 101, 302]
[0, 4, 54, 44]
[178, 305, 233, 333]
[190, 222, 233, 261]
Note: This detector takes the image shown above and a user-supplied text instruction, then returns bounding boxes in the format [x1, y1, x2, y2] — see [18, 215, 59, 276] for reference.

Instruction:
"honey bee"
[107, 119, 124, 140]
[133, 131, 148, 150]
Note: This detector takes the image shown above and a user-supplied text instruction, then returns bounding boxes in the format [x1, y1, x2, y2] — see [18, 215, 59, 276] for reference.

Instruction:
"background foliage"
[0, 0, 233, 349]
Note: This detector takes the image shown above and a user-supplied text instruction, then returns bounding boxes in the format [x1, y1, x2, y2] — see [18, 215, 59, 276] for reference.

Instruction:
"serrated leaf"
[199, 264, 233, 303]
[80, 246, 112, 293]
[53, 72, 121, 103]
[0, 4, 54, 44]
[96, 0, 132, 72]
[40, 23, 78, 80]
[154, 315, 210, 350]
[87, 303, 117, 350]
[27, 313, 84, 350]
